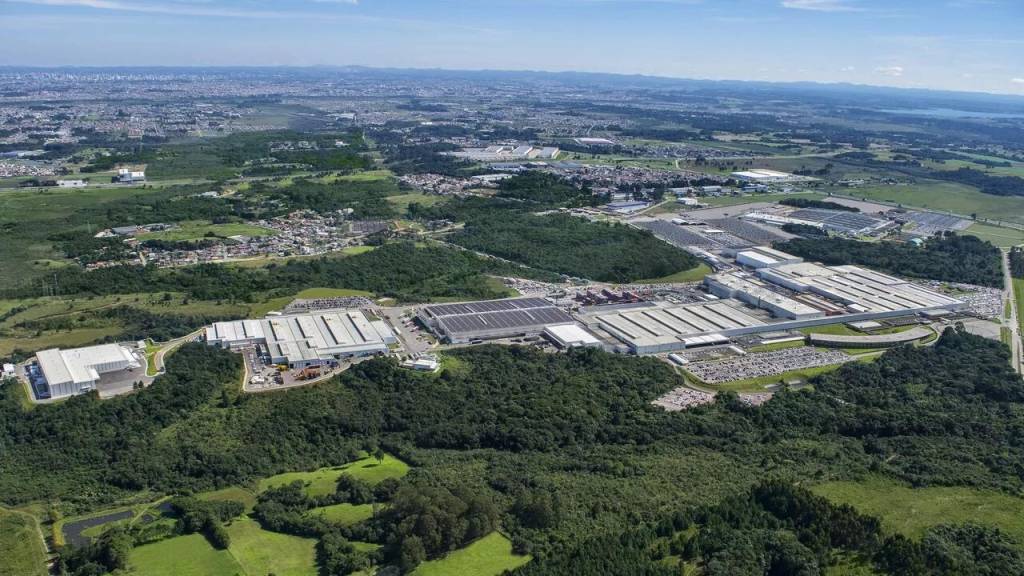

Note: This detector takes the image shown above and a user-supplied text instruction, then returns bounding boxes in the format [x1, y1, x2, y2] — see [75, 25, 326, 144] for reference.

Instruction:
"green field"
[387, 192, 448, 211]
[126, 518, 318, 576]
[305, 503, 375, 526]
[1015, 279, 1024, 339]
[247, 287, 376, 317]
[965, 222, 1024, 248]
[138, 220, 276, 242]
[197, 486, 258, 513]
[226, 517, 318, 576]
[0, 508, 47, 576]
[259, 453, 410, 496]
[841, 181, 1024, 226]
[126, 532, 243, 576]
[813, 476, 1024, 544]
[412, 532, 531, 576]
[0, 292, 249, 357]
[698, 191, 823, 207]
[636, 263, 711, 284]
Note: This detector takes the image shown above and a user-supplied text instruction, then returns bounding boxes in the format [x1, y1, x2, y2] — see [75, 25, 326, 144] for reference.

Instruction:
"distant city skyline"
[2, 0, 1022, 96]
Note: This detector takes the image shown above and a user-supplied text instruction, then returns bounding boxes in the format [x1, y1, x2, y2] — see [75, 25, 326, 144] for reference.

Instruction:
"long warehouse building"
[588, 259, 963, 354]
[206, 310, 397, 368]
[418, 297, 574, 343]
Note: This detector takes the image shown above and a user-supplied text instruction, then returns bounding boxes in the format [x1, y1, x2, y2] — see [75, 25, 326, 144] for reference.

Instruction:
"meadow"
[842, 181, 1024, 226]
[412, 532, 531, 576]
[137, 220, 276, 241]
[812, 476, 1024, 544]
[0, 508, 47, 576]
[258, 453, 410, 496]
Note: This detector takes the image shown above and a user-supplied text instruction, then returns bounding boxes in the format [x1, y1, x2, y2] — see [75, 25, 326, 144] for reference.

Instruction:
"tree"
[399, 535, 426, 573]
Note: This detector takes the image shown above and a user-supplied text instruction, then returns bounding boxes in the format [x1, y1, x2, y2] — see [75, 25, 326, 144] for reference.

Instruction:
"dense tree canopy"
[777, 233, 1003, 287]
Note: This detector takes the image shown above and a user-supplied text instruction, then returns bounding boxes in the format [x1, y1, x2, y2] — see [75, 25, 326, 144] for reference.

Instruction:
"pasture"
[305, 503, 375, 526]
[412, 532, 531, 576]
[137, 220, 276, 241]
[812, 476, 1024, 545]
[259, 453, 410, 497]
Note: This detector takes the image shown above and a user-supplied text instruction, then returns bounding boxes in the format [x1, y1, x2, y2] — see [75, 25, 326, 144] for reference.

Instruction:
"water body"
[883, 108, 1024, 119]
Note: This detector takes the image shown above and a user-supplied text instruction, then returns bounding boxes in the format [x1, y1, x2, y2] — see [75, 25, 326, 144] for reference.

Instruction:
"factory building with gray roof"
[206, 310, 397, 368]
[418, 297, 575, 343]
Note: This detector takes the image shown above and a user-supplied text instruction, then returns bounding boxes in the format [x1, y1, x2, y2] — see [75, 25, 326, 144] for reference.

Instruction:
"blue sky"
[1, 0, 1022, 95]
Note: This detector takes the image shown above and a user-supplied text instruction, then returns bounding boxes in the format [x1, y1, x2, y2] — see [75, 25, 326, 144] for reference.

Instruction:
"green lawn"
[635, 263, 711, 284]
[138, 220, 276, 242]
[305, 503, 375, 526]
[0, 508, 47, 576]
[812, 476, 1024, 545]
[412, 532, 531, 576]
[259, 453, 410, 497]
[126, 533, 243, 576]
[965, 223, 1024, 248]
[225, 517, 318, 576]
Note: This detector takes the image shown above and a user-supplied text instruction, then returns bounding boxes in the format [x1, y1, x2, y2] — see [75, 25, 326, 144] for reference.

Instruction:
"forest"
[2, 242, 552, 303]
[779, 197, 859, 212]
[411, 173, 699, 282]
[4, 326, 1024, 574]
[777, 232, 1003, 287]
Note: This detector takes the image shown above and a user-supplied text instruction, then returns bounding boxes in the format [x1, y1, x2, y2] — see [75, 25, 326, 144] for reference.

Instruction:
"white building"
[117, 168, 146, 183]
[35, 344, 140, 399]
[57, 179, 87, 188]
[543, 324, 602, 349]
[206, 310, 396, 368]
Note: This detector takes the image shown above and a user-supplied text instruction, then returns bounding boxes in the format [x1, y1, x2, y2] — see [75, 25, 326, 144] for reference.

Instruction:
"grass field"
[698, 191, 823, 207]
[812, 476, 1024, 545]
[842, 181, 1024, 226]
[126, 532, 244, 576]
[0, 508, 47, 576]
[1015, 279, 1024, 339]
[138, 220, 276, 242]
[636, 263, 711, 284]
[126, 518, 318, 576]
[259, 453, 410, 497]
[387, 192, 448, 212]
[0, 292, 249, 357]
[965, 222, 1024, 248]
[412, 532, 531, 576]
[305, 503, 375, 526]
[226, 517, 318, 576]
[197, 486, 258, 513]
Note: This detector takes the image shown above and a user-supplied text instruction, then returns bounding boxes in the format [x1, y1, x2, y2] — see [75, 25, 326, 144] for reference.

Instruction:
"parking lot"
[685, 347, 852, 385]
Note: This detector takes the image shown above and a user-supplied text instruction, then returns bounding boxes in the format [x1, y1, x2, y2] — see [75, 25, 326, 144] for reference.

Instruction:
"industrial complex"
[205, 310, 397, 368]
[17, 242, 968, 402]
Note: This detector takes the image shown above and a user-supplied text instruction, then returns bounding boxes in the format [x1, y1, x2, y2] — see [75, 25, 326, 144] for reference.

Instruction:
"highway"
[1001, 250, 1022, 375]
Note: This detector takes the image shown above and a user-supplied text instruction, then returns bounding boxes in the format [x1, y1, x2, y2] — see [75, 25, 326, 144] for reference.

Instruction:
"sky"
[1, 0, 1022, 95]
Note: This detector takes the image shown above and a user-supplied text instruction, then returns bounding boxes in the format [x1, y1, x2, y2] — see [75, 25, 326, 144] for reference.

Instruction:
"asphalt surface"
[1002, 250, 1022, 375]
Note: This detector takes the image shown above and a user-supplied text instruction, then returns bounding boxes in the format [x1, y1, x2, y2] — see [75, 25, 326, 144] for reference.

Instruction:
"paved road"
[1001, 250, 1022, 375]
[152, 329, 204, 373]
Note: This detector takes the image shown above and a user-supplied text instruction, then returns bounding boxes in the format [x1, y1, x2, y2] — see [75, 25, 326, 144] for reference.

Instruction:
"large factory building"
[417, 297, 574, 343]
[34, 344, 141, 399]
[206, 310, 396, 368]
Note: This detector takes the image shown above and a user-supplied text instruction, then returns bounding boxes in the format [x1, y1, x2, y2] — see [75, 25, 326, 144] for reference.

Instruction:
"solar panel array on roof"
[787, 209, 887, 234]
[422, 297, 553, 318]
[420, 297, 574, 342]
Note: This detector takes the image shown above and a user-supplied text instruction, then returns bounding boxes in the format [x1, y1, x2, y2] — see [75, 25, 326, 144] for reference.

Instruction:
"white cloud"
[781, 0, 860, 12]
[4, 0, 357, 18]
[840, 65, 855, 72]
[1012, 78, 1024, 84]
[875, 65, 904, 77]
